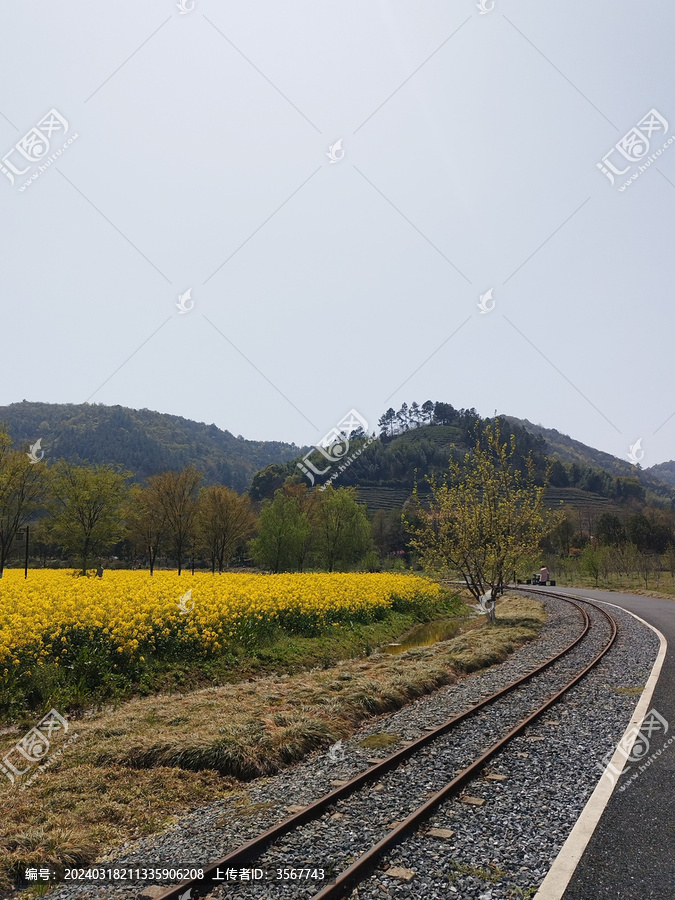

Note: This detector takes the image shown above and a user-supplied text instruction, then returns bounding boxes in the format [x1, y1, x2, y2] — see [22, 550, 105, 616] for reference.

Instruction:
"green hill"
[647, 460, 675, 488]
[253, 401, 674, 513]
[0, 401, 304, 492]
[504, 416, 674, 503]
[3, 400, 673, 514]
[503, 417, 635, 476]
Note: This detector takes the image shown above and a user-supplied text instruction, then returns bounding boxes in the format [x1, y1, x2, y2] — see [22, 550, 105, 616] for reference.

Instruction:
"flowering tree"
[406, 420, 563, 621]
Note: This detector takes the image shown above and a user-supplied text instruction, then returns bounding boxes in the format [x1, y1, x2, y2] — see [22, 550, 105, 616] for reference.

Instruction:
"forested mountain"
[0, 401, 304, 491]
[504, 416, 675, 502]
[647, 460, 675, 488]
[504, 417, 638, 476]
[3, 400, 674, 511]
[251, 401, 675, 511]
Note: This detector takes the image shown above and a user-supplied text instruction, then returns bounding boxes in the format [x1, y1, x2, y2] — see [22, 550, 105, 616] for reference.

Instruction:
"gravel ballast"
[43, 593, 660, 900]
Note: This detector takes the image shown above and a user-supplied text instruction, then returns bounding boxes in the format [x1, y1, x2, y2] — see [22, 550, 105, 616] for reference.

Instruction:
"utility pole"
[17, 526, 29, 578]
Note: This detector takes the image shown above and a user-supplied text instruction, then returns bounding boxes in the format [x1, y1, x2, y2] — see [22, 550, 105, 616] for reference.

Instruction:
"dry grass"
[0, 592, 544, 891]
[0, 765, 235, 892]
[492, 592, 548, 624]
[611, 684, 645, 695]
[553, 575, 675, 602]
[600, 586, 675, 602]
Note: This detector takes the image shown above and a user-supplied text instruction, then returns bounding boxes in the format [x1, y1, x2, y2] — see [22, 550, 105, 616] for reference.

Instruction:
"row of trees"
[1, 418, 555, 594]
[250, 484, 371, 573]
[5, 419, 675, 609]
[539, 504, 675, 591]
[127, 472, 375, 575]
[542, 508, 675, 558]
[0, 427, 380, 575]
[126, 468, 255, 575]
[0, 454, 256, 576]
[593, 511, 672, 552]
[549, 460, 647, 502]
[562, 543, 675, 590]
[377, 401, 480, 438]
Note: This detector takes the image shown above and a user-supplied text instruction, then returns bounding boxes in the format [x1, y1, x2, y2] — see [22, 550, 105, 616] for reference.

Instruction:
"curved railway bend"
[48, 589, 666, 900]
[143, 590, 660, 900]
[148, 593, 613, 899]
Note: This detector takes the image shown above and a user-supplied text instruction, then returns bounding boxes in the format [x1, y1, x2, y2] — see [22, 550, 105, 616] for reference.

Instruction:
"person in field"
[539, 565, 549, 585]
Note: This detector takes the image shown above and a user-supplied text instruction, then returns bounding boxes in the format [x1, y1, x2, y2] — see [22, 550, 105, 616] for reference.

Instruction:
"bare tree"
[125, 483, 167, 574]
[637, 551, 654, 589]
[196, 485, 255, 573]
[147, 466, 202, 574]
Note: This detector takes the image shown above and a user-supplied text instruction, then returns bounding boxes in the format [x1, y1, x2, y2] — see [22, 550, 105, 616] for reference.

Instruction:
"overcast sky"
[1, 1, 674, 465]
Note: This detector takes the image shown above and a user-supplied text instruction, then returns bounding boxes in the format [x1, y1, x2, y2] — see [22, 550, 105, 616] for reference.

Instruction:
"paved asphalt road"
[553, 587, 674, 900]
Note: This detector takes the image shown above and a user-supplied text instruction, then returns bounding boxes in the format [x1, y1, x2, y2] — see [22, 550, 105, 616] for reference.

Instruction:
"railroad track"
[156, 589, 617, 900]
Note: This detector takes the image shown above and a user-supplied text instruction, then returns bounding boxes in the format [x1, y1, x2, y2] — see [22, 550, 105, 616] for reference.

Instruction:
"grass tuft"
[358, 733, 401, 750]
[611, 685, 645, 695]
[2, 826, 96, 889]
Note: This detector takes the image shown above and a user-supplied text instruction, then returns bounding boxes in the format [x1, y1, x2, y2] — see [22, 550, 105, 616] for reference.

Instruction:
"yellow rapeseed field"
[0, 570, 441, 674]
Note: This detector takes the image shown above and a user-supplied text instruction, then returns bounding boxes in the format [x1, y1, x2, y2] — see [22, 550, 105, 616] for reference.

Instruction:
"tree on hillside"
[371, 508, 407, 560]
[626, 514, 651, 551]
[551, 515, 575, 556]
[641, 509, 673, 553]
[0, 429, 50, 576]
[249, 488, 312, 573]
[396, 403, 410, 433]
[197, 485, 256, 573]
[421, 400, 435, 425]
[614, 477, 645, 502]
[378, 408, 397, 438]
[148, 466, 202, 575]
[248, 463, 289, 501]
[406, 420, 563, 621]
[549, 458, 569, 487]
[125, 483, 167, 575]
[596, 513, 625, 546]
[47, 462, 130, 574]
[314, 486, 372, 572]
[432, 402, 457, 426]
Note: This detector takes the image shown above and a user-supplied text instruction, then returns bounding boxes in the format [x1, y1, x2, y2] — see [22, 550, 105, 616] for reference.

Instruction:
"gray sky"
[1, 1, 674, 465]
